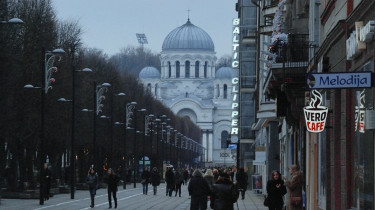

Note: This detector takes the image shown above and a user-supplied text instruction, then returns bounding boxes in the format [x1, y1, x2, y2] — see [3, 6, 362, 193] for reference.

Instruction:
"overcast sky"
[52, 0, 237, 58]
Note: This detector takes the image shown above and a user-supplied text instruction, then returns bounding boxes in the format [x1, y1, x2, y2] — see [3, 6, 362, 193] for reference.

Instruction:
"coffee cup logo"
[304, 90, 328, 133]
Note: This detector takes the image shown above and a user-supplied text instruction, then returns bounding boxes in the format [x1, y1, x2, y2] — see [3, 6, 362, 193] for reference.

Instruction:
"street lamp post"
[154, 118, 161, 171]
[144, 114, 153, 169]
[25, 48, 65, 205]
[125, 102, 137, 189]
[138, 109, 147, 171]
[93, 82, 111, 173]
[70, 67, 92, 199]
[109, 91, 125, 169]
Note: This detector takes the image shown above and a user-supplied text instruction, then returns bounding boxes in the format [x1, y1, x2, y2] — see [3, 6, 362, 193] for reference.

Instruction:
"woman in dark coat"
[165, 168, 175, 197]
[141, 167, 151, 195]
[86, 168, 99, 208]
[188, 169, 211, 210]
[104, 168, 120, 209]
[150, 167, 160, 195]
[266, 170, 287, 210]
[236, 168, 248, 200]
[210, 173, 239, 210]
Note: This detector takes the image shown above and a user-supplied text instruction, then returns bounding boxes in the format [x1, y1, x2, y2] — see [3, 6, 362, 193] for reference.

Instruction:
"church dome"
[216, 67, 234, 79]
[139, 66, 160, 79]
[162, 19, 215, 52]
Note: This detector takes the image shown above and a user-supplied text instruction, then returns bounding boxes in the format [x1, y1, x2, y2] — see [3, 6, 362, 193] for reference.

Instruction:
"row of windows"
[146, 83, 229, 99]
[168, 61, 208, 78]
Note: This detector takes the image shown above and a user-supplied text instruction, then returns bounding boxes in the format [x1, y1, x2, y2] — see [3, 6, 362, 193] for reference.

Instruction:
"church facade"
[139, 19, 235, 167]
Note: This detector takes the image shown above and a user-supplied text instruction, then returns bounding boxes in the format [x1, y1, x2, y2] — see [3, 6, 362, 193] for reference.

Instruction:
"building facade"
[248, 0, 375, 209]
[139, 19, 236, 167]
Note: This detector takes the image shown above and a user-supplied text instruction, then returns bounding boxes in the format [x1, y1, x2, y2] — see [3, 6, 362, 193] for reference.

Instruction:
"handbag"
[141, 179, 146, 184]
[263, 195, 270, 207]
[290, 196, 302, 206]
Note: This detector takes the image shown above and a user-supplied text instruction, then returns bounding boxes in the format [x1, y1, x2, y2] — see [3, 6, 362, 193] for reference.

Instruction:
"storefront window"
[352, 87, 374, 209]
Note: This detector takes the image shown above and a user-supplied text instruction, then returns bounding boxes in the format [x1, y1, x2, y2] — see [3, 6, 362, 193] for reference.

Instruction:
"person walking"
[104, 168, 120, 209]
[42, 163, 52, 201]
[150, 167, 160, 195]
[236, 168, 248, 200]
[86, 167, 99, 208]
[165, 167, 175, 197]
[183, 168, 189, 185]
[188, 169, 211, 210]
[210, 173, 239, 210]
[141, 167, 151, 195]
[213, 169, 219, 183]
[285, 165, 303, 210]
[204, 169, 215, 190]
[266, 170, 287, 210]
[174, 169, 184, 197]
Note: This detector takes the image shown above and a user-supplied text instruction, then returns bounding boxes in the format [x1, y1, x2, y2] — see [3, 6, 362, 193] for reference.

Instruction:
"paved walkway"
[0, 183, 267, 210]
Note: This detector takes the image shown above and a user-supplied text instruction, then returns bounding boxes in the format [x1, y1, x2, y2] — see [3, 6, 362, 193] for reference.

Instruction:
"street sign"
[307, 72, 372, 89]
[228, 144, 237, 149]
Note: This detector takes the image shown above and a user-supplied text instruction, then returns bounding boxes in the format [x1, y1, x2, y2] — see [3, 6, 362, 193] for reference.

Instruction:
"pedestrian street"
[1, 183, 266, 210]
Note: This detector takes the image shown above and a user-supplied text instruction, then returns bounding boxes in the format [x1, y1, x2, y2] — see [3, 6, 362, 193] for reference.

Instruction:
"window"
[221, 131, 229, 149]
[176, 61, 180, 78]
[224, 84, 228, 99]
[168, 61, 171, 78]
[204, 62, 208, 78]
[147, 84, 151, 93]
[216, 84, 220, 98]
[155, 84, 158, 96]
[185, 61, 190, 78]
[195, 61, 200, 78]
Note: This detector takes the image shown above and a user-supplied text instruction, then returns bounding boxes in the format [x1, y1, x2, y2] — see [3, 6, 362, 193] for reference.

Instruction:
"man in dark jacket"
[165, 167, 175, 196]
[104, 168, 120, 208]
[141, 167, 151, 195]
[150, 167, 160, 195]
[188, 169, 211, 210]
[210, 173, 239, 210]
[236, 168, 248, 200]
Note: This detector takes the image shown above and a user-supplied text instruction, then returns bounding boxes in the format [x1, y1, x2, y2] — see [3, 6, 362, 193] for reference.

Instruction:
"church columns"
[199, 64, 204, 78]
[189, 63, 194, 78]
[181, 64, 185, 78]
[171, 64, 176, 78]
[202, 130, 213, 163]
[208, 131, 213, 162]
[202, 131, 207, 162]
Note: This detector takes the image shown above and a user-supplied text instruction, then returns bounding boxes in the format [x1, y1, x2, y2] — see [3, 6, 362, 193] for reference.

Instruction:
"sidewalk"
[236, 190, 267, 210]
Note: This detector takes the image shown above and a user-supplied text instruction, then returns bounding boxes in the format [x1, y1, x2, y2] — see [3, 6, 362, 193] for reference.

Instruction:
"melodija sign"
[304, 90, 328, 133]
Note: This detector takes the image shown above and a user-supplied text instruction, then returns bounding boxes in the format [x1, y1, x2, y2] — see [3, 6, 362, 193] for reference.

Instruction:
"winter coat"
[210, 179, 239, 210]
[188, 170, 211, 197]
[86, 173, 99, 195]
[266, 179, 287, 207]
[165, 169, 175, 189]
[150, 171, 160, 186]
[104, 174, 120, 191]
[285, 171, 303, 198]
[203, 174, 215, 190]
[183, 170, 189, 180]
[188, 169, 211, 210]
[235, 171, 248, 191]
[141, 170, 151, 184]
[174, 171, 184, 185]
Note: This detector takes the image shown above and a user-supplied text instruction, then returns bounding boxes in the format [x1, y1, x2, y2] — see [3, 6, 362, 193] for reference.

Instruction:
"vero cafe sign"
[304, 90, 328, 133]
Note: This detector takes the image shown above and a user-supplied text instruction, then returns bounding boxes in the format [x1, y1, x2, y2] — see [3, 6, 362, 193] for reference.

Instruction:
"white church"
[139, 19, 236, 166]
